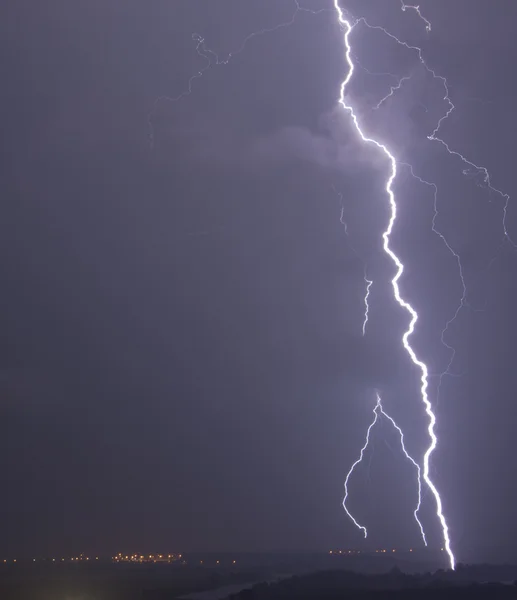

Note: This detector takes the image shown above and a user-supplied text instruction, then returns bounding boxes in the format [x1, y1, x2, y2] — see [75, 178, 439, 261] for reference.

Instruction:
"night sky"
[1, 0, 516, 564]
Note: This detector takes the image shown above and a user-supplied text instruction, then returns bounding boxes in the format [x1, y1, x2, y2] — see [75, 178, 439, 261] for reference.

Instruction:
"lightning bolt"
[355, 45, 469, 403]
[356, 1, 486, 412]
[357, 62, 470, 399]
[155, 0, 513, 573]
[333, 3, 455, 569]
[343, 393, 425, 543]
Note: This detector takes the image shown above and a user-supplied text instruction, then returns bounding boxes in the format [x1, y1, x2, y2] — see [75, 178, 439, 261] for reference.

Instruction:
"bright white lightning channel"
[343, 393, 425, 542]
[333, 3, 456, 570]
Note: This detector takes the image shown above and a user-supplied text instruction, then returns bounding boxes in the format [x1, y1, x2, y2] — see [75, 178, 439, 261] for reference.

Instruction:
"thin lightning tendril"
[334, 186, 372, 336]
[400, 2, 432, 33]
[351, 55, 404, 83]
[374, 76, 411, 111]
[364, 4, 514, 250]
[343, 393, 426, 543]
[149, 1, 329, 146]
[334, 2, 455, 569]
[400, 163, 468, 398]
[362, 274, 373, 337]
[342, 398, 379, 537]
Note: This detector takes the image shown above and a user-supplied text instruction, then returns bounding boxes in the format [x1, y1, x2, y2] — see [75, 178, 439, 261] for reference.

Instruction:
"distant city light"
[111, 553, 182, 564]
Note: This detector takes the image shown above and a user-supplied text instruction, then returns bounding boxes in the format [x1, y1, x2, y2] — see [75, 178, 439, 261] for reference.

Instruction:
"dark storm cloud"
[251, 114, 381, 171]
[161, 99, 385, 174]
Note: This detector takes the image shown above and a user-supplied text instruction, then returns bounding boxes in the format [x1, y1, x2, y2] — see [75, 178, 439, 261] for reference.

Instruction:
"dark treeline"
[218, 568, 517, 600]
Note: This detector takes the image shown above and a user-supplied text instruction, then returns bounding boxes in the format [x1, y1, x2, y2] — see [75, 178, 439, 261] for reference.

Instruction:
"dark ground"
[227, 571, 517, 600]
[1, 555, 517, 599]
